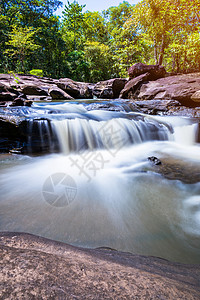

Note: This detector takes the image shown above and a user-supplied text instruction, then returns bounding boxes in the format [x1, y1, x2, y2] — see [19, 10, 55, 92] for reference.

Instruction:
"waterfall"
[52, 117, 171, 154]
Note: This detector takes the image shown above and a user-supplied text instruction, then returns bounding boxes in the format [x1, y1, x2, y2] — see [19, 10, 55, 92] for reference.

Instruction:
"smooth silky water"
[0, 100, 200, 263]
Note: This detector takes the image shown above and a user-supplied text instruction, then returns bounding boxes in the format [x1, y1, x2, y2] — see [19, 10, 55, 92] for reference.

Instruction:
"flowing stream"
[0, 100, 200, 263]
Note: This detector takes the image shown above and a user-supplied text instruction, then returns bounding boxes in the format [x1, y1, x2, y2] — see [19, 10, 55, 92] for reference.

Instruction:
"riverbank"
[1, 69, 200, 117]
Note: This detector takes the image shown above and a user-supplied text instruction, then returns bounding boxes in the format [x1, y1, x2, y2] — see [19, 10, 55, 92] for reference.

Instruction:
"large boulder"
[57, 78, 94, 99]
[137, 73, 200, 106]
[93, 78, 127, 99]
[120, 73, 150, 99]
[128, 62, 166, 80]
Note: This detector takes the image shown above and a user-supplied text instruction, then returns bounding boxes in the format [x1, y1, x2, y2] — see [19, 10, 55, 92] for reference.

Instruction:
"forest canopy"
[0, 0, 199, 81]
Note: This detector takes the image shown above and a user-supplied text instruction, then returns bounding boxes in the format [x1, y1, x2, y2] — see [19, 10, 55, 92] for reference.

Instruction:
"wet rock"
[128, 62, 166, 80]
[93, 78, 127, 99]
[134, 99, 181, 115]
[148, 156, 162, 165]
[49, 86, 74, 100]
[0, 232, 200, 299]
[147, 155, 200, 184]
[0, 115, 58, 154]
[0, 83, 19, 102]
[9, 98, 25, 106]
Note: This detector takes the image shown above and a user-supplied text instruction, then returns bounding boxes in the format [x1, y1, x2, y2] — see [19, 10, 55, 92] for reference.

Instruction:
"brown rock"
[137, 73, 200, 106]
[191, 90, 200, 102]
[93, 78, 127, 99]
[22, 84, 49, 96]
[58, 78, 94, 99]
[120, 73, 150, 99]
[49, 86, 74, 100]
[0, 232, 200, 299]
[128, 62, 166, 80]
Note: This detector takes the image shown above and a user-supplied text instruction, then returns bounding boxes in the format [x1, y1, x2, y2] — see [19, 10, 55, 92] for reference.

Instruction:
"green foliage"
[5, 26, 40, 73]
[29, 69, 44, 77]
[84, 41, 113, 82]
[83, 11, 109, 44]
[1, 0, 199, 81]
[8, 71, 20, 84]
[67, 50, 89, 82]
[62, 1, 85, 51]
[131, 0, 200, 72]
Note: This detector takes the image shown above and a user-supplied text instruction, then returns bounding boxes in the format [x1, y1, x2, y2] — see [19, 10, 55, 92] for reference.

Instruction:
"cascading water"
[51, 117, 171, 154]
[0, 100, 200, 263]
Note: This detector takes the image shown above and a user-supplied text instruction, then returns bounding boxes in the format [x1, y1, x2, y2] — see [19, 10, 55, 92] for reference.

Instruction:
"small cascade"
[25, 119, 58, 154]
[3, 102, 198, 154]
[173, 123, 198, 145]
[52, 117, 171, 154]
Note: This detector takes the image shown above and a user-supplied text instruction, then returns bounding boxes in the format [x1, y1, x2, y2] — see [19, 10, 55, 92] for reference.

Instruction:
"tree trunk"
[158, 35, 166, 65]
[154, 39, 158, 64]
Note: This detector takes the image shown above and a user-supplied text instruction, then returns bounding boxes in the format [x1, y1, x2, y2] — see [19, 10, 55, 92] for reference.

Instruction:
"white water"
[0, 102, 200, 263]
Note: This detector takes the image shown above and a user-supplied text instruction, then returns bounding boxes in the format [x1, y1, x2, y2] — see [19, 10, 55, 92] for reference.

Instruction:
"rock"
[0, 232, 200, 299]
[0, 91, 17, 101]
[134, 99, 181, 115]
[0, 83, 19, 102]
[49, 86, 74, 100]
[137, 73, 200, 106]
[146, 155, 200, 184]
[148, 156, 162, 165]
[9, 98, 25, 106]
[21, 84, 49, 96]
[128, 62, 166, 80]
[57, 78, 94, 99]
[93, 78, 127, 99]
[191, 90, 200, 102]
[120, 73, 150, 99]
[26, 95, 51, 102]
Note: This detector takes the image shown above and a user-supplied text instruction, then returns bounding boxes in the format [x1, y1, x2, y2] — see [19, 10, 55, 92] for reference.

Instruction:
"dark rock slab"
[128, 62, 166, 80]
[93, 78, 127, 99]
[0, 232, 200, 299]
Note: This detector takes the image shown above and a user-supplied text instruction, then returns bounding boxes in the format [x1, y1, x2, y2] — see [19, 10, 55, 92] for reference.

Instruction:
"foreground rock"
[0, 232, 200, 299]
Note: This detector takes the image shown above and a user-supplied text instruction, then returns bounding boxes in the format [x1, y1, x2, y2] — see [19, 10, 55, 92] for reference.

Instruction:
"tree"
[129, 0, 200, 72]
[67, 50, 89, 81]
[84, 41, 113, 82]
[62, 0, 85, 51]
[82, 11, 109, 44]
[5, 25, 40, 73]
